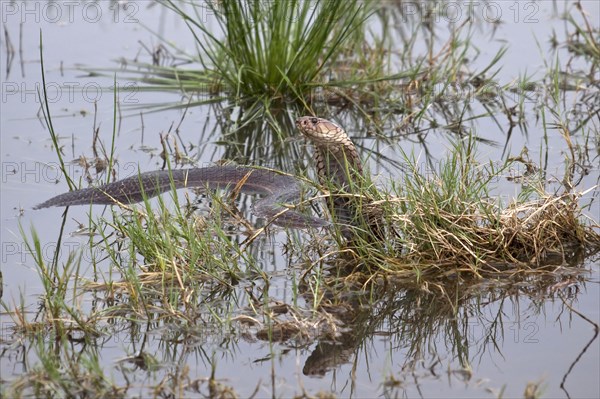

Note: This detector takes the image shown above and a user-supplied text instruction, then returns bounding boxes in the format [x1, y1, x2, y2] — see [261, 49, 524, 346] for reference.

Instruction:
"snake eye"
[310, 117, 318, 125]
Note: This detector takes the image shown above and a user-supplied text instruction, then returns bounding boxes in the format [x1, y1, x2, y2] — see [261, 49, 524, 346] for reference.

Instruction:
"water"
[1, 1, 599, 397]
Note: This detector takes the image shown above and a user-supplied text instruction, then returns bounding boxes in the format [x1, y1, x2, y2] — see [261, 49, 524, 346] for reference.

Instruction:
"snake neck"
[295, 116, 384, 241]
[295, 115, 365, 189]
[313, 143, 364, 189]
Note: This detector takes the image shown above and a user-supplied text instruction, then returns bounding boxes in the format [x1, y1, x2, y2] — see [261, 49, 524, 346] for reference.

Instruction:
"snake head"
[295, 115, 364, 179]
[295, 116, 348, 146]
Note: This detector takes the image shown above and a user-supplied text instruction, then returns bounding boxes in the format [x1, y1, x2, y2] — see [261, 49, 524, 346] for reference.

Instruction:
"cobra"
[35, 116, 371, 234]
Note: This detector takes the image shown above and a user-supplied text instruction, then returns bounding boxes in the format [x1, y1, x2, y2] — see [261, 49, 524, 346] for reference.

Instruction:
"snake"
[34, 116, 367, 232]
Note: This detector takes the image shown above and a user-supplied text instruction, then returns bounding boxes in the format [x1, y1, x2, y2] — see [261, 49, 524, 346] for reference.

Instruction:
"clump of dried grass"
[395, 191, 599, 269]
[336, 138, 600, 276]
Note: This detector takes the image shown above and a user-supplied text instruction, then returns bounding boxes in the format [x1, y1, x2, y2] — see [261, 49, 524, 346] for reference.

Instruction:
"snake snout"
[296, 115, 329, 142]
[295, 116, 313, 131]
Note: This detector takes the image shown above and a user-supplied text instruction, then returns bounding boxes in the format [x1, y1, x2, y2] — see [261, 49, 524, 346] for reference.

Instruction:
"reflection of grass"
[98, 0, 519, 146]
[560, 3, 600, 63]
[88, 0, 538, 151]
[10, 102, 598, 396]
[5, 4, 600, 398]
[10, 76, 600, 399]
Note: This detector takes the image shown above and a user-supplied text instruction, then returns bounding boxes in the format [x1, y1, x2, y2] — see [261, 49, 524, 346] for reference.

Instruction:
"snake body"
[34, 166, 328, 228]
[35, 116, 367, 232]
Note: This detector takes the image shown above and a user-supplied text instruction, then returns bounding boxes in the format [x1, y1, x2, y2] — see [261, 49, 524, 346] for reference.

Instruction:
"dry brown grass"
[393, 191, 600, 269]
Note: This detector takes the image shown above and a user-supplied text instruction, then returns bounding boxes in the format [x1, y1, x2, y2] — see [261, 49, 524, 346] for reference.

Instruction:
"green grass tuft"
[159, 0, 374, 101]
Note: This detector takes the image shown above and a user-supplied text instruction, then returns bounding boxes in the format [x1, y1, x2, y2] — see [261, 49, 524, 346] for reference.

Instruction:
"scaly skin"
[295, 116, 364, 186]
[35, 117, 375, 237]
[295, 116, 376, 238]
